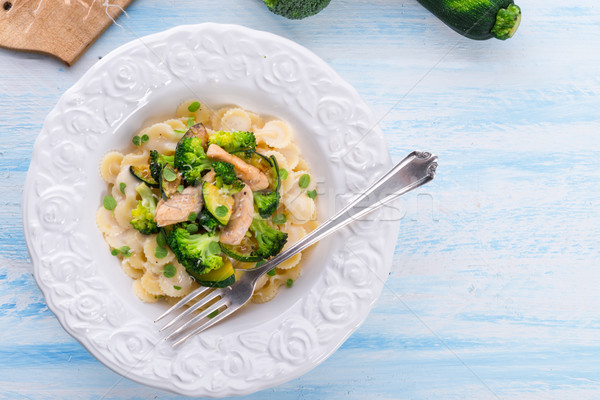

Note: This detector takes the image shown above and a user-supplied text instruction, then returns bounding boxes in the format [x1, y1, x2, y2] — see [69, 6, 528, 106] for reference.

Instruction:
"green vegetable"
[198, 208, 222, 232]
[167, 228, 224, 276]
[119, 182, 127, 194]
[220, 243, 264, 263]
[253, 155, 281, 218]
[286, 278, 293, 288]
[129, 165, 159, 188]
[159, 164, 182, 199]
[174, 136, 212, 185]
[208, 130, 257, 153]
[193, 260, 236, 288]
[103, 195, 117, 211]
[149, 150, 174, 183]
[188, 101, 201, 112]
[163, 263, 176, 278]
[306, 189, 317, 199]
[267, 268, 276, 276]
[249, 217, 288, 259]
[155, 245, 168, 259]
[263, 0, 331, 19]
[202, 181, 234, 225]
[272, 214, 286, 225]
[298, 174, 310, 189]
[213, 161, 245, 194]
[130, 183, 159, 234]
[416, 0, 521, 40]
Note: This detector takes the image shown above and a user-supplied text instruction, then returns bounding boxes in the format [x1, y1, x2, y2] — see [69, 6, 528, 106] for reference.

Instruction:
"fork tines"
[154, 285, 233, 346]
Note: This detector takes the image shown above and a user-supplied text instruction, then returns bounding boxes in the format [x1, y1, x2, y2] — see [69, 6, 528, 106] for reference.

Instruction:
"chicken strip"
[155, 186, 203, 227]
[206, 144, 269, 191]
[219, 186, 254, 245]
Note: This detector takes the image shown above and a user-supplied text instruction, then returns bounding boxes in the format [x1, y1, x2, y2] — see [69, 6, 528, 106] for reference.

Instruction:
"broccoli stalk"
[174, 136, 212, 185]
[130, 183, 159, 234]
[208, 130, 257, 153]
[263, 0, 331, 19]
[167, 228, 224, 276]
[249, 217, 288, 259]
[253, 155, 281, 218]
[149, 150, 174, 183]
[213, 161, 245, 194]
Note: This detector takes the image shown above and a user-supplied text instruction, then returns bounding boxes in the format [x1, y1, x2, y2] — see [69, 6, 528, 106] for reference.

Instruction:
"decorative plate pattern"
[23, 24, 400, 397]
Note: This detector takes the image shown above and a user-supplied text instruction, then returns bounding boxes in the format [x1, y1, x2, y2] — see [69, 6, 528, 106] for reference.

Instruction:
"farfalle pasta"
[97, 100, 318, 304]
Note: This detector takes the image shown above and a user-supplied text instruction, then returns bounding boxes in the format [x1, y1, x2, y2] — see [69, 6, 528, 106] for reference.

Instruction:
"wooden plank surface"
[1, 0, 600, 399]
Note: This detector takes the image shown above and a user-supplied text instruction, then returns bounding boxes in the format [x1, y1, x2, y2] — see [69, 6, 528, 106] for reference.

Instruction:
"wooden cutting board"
[0, 0, 133, 66]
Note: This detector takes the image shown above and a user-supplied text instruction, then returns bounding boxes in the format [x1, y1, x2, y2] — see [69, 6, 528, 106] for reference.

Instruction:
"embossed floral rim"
[23, 24, 400, 397]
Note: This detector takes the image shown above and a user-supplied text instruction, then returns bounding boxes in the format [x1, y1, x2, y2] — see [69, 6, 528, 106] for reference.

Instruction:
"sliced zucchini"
[194, 259, 236, 288]
[159, 164, 182, 199]
[220, 243, 263, 263]
[202, 181, 234, 225]
[129, 165, 159, 187]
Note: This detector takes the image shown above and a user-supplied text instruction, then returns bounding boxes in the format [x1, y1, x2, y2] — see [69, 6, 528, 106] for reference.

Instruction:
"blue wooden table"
[2, 0, 600, 399]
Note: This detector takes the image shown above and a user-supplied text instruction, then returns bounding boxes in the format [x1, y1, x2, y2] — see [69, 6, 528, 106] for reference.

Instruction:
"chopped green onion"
[267, 268, 276, 276]
[174, 129, 186, 134]
[103, 195, 117, 211]
[173, 285, 182, 290]
[188, 101, 201, 112]
[298, 174, 310, 189]
[177, 185, 184, 193]
[306, 189, 317, 199]
[163, 264, 176, 278]
[119, 182, 126, 194]
[156, 232, 167, 248]
[207, 309, 219, 318]
[215, 205, 228, 218]
[272, 214, 286, 225]
[111, 248, 120, 256]
[279, 168, 288, 181]
[186, 223, 199, 234]
[163, 168, 177, 182]
[186, 116, 195, 128]
[155, 246, 168, 259]
[132, 135, 141, 146]
[286, 278, 294, 288]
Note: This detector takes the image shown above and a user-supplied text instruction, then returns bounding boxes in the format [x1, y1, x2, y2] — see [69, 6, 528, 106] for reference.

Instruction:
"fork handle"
[247, 151, 438, 278]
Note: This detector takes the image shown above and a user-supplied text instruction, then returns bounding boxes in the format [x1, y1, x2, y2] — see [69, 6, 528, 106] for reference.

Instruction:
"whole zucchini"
[417, 0, 521, 40]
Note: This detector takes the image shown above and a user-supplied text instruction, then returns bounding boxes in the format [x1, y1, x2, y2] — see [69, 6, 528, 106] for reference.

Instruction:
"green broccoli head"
[263, 0, 331, 19]
[174, 137, 212, 185]
[250, 217, 288, 259]
[198, 208, 222, 233]
[149, 150, 175, 183]
[167, 228, 224, 276]
[253, 191, 280, 218]
[213, 161, 245, 194]
[130, 183, 159, 234]
[208, 130, 257, 153]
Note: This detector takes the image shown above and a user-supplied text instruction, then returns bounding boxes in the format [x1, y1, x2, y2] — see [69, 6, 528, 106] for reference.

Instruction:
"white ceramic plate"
[23, 24, 400, 397]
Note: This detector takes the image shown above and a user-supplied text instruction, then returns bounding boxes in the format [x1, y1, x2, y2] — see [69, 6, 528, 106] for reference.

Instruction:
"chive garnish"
[119, 182, 126, 194]
[286, 278, 294, 288]
[156, 232, 167, 248]
[132, 136, 141, 146]
[173, 285, 182, 290]
[207, 309, 219, 318]
[267, 268, 276, 276]
[111, 249, 120, 256]
[279, 168, 288, 180]
[141, 134, 149, 143]
[155, 246, 168, 259]
[306, 189, 317, 199]
[186, 116, 195, 128]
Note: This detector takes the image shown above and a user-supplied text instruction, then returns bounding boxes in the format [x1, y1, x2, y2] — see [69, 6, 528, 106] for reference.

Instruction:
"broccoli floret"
[208, 130, 257, 153]
[263, 0, 331, 19]
[130, 183, 159, 234]
[249, 217, 288, 259]
[167, 228, 224, 276]
[213, 161, 245, 194]
[253, 190, 280, 218]
[198, 208, 221, 232]
[174, 137, 212, 185]
[253, 155, 281, 218]
[149, 150, 174, 183]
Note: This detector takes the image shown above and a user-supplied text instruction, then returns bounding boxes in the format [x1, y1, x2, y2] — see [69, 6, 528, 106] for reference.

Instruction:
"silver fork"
[155, 151, 438, 346]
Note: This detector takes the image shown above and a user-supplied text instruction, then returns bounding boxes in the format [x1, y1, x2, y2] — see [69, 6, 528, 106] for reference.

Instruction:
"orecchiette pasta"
[97, 101, 318, 304]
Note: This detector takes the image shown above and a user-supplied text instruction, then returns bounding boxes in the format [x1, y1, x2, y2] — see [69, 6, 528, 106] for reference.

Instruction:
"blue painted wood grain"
[2, 0, 600, 399]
